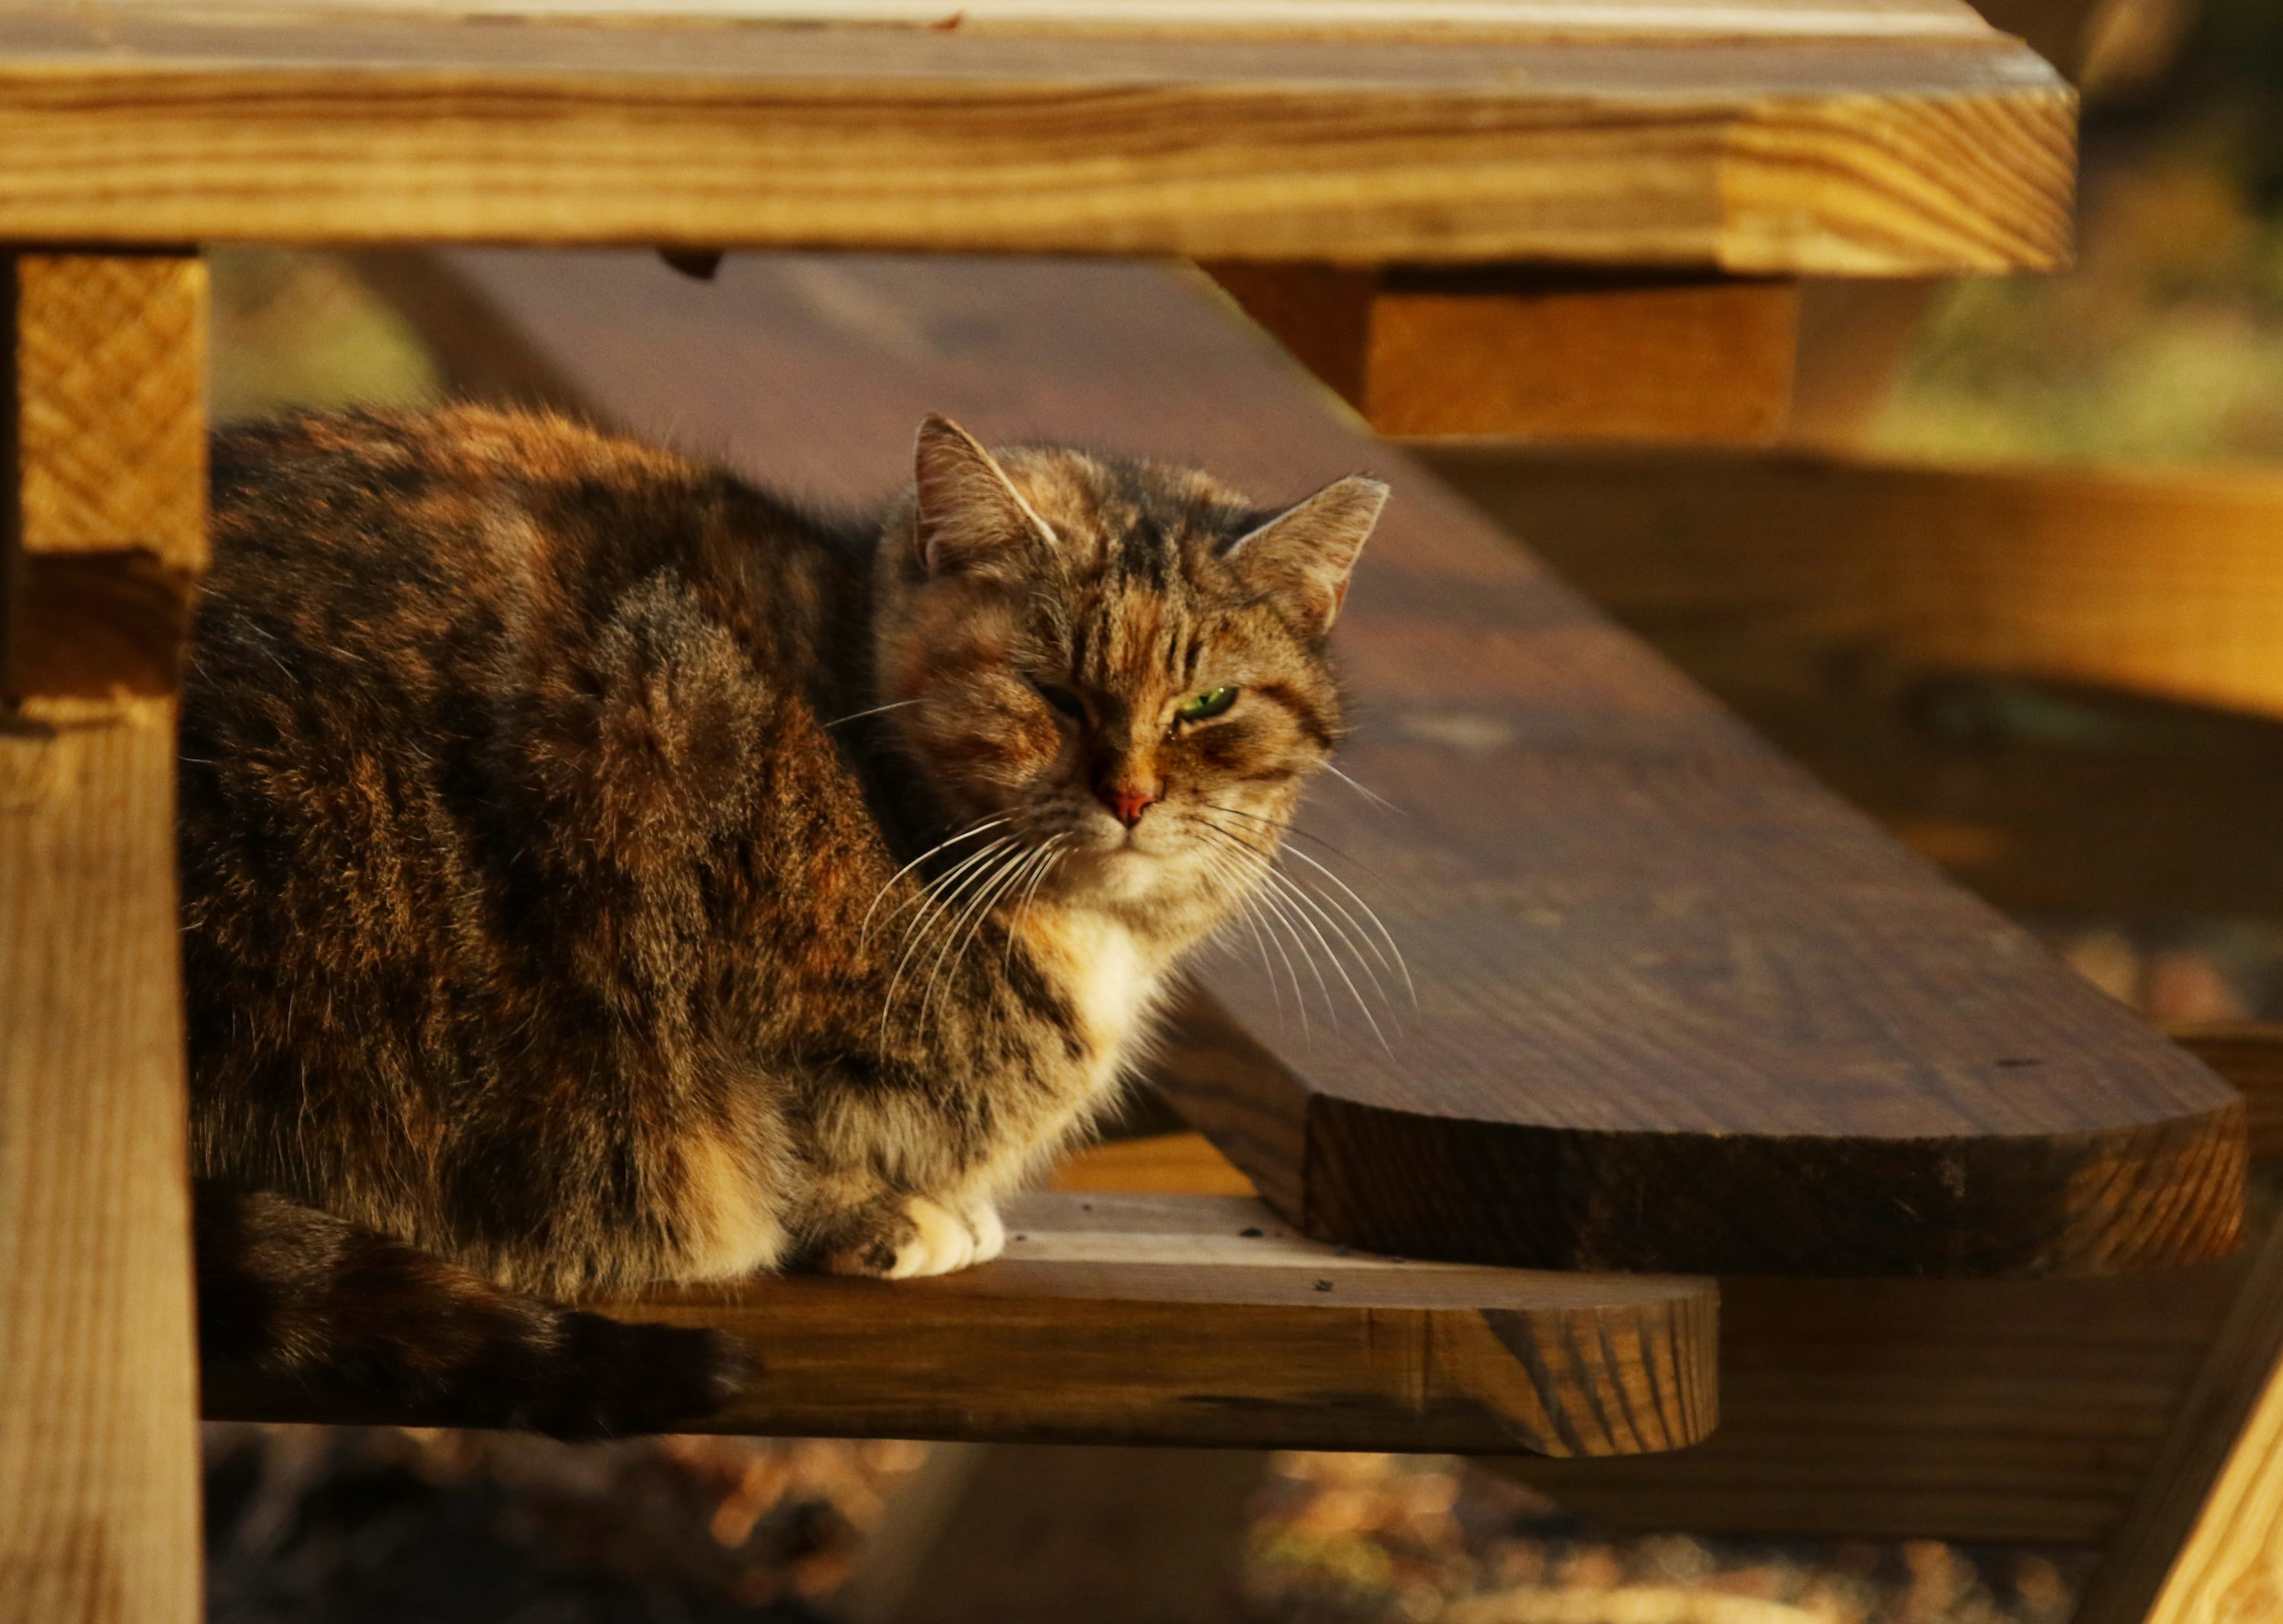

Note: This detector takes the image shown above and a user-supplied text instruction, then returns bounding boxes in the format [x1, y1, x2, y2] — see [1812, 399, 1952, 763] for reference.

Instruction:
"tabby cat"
[185, 405, 1385, 1436]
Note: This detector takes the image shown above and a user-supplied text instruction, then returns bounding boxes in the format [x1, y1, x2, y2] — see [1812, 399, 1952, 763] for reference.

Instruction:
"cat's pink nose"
[1101, 786, 1160, 828]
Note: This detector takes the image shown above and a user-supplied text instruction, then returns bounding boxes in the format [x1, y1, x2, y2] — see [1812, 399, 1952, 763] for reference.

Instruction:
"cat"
[183, 404, 1385, 1437]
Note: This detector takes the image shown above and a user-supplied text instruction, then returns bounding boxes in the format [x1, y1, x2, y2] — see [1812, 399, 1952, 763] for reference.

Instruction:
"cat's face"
[873, 417, 1383, 925]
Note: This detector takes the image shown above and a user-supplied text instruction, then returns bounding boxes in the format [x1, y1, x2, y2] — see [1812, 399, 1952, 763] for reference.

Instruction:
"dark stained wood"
[204, 1192, 1718, 1456]
[0, 9, 2074, 272]
[355, 247, 2243, 1279]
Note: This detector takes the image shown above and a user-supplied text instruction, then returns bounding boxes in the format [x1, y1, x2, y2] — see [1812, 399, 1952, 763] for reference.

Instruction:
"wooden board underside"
[71, 0, 2007, 43]
[0, 12, 2071, 272]
[204, 1193, 1718, 1456]
[349, 247, 2241, 1280]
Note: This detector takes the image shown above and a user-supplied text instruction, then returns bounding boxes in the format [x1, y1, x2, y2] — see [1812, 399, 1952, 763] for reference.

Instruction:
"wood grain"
[0, 11, 2073, 272]
[85, 0, 2010, 44]
[1206, 265, 1799, 443]
[2, 255, 207, 702]
[205, 1192, 1720, 1457]
[1415, 444, 2283, 917]
[354, 247, 2240, 1279]
[1515, 1246, 2259, 1543]
[0, 256, 205, 1624]
[2073, 1215, 2283, 1624]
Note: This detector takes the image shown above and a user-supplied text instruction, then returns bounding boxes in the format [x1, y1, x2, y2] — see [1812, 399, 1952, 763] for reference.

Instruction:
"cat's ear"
[912, 415, 1056, 579]
[1226, 474, 1387, 636]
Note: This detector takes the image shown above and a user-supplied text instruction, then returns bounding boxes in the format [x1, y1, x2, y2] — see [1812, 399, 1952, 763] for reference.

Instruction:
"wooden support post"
[840, 1444, 1265, 1624]
[2073, 1215, 2283, 1624]
[0, 253, 209, 1624]
[1200, 263, 1799, 444]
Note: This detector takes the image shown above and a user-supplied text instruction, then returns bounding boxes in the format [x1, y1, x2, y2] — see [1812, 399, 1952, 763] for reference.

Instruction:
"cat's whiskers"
[917, 840, 1042, 1031]
[861, 817, 1011, 944]
[1196, 843, 1301, 1036]
[1323, 762, 1400, 814]
[824, 698, 922, 729]
[880, 836, 1016, 1036]
[1004, 834, 1074, 969]
[1193, 826, 1334, 1036]
[1205, 840, 1315, 1041]
[1202, 803, 1412, 1005]
[1193, 819, 1396, 1050]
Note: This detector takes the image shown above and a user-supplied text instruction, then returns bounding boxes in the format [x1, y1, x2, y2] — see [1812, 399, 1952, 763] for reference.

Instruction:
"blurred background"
[199, 0, 2283, 1618]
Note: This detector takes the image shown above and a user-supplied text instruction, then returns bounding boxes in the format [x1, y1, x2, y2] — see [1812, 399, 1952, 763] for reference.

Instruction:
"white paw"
[880, 1194, 976, 1279]
[963, 1200, 1008, 1265]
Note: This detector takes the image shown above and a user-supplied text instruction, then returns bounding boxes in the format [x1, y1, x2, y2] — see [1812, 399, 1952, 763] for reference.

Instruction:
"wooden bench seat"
[357, 245, 2245, 1281]
[207, 1189, 1717, 1456]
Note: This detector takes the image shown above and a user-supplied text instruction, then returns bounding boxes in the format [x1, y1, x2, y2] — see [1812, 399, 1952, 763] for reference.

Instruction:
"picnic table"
[0, 5, 2268, 1623]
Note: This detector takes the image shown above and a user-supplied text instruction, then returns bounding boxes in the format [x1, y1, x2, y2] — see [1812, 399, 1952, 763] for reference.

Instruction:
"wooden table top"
[0, 2, 2071, 270]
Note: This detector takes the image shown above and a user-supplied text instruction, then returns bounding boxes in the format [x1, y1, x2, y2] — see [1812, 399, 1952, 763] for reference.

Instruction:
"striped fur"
[184, 406, 1382, 1433]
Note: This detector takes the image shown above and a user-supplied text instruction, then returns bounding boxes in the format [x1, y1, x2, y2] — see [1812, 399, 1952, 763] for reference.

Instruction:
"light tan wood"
[2074, 1216, 2283, 1624]
[88, 0, 2008, 44]
[2, 255, 208, 702]
[0, 254, 206, 1624]
[205, 1191, 1721, 1457]
[1419, 445, 2283, 723]
[1207, 266, 1799, 442]
[0, 13, 2071, 272]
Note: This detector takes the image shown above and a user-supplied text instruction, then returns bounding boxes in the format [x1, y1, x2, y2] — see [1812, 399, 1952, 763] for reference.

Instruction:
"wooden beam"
[1414, 444, 2283, 916]
[1204, 265, 1799, 444]
[0, 11, 2072, 272]
[2072, 1215, 2283, 1624]
[0, 253, 206, 1624]
[204, 1190, 1720, 1457]
[350, 247, 2238, 1282]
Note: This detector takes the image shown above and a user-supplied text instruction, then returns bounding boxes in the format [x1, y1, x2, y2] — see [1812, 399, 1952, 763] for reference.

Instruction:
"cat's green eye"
[1177, 686, 1239, 724]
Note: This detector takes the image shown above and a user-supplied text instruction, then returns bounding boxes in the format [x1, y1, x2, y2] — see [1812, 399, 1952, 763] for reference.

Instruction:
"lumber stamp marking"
[0, 253, 207, 1624]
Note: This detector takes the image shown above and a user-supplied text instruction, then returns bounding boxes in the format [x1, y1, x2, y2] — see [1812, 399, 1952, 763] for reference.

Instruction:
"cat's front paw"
[961, 1199, 1007, 1265]
[821, 1194, 980, 1279]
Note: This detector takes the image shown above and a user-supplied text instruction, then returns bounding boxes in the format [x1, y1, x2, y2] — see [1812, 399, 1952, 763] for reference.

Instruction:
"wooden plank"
[0, 12, 2072, 273]
[2073, 1216, 2283, 1624]
[352, 247, 2239, 1279]
[0, 254, 205, 1624]
[203, 1191, 1720, 1457]
[1205, 266, 1799, 443]
[1414, 444, 2283, 916]
[1415, 445, 2283, 724]
[87, 0, 2008, 43]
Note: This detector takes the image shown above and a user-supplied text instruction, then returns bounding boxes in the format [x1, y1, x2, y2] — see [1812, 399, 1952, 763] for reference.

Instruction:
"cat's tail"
[193, 1182, 750, 1441]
